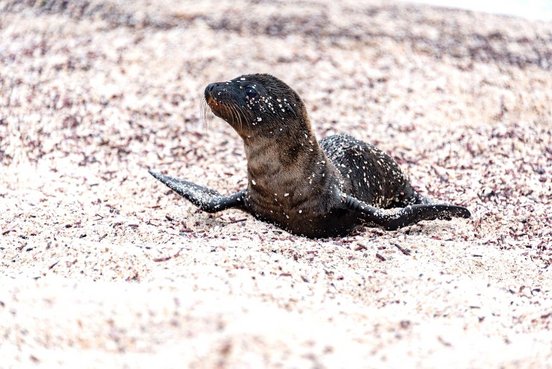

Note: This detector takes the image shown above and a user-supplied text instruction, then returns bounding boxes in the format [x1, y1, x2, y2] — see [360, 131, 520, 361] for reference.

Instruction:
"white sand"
[1, 1, 551, 368]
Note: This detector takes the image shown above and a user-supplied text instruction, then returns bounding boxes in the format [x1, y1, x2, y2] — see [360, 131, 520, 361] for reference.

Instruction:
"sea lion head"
[204, 74, 307, 138]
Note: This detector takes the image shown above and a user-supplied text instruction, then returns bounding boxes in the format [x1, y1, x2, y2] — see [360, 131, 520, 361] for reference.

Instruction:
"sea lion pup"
[149, 74, 470, 238]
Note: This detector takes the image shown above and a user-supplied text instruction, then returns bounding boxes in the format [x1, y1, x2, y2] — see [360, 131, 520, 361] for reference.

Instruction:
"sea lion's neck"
[242, 123, 336, 202]
[242, 117, 319, 171]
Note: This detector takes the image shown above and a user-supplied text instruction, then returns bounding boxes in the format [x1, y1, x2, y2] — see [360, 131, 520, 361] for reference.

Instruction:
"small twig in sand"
[393, 243, 411, 256]
[227, 217, 247, 224]
[152, 248, 183, 262]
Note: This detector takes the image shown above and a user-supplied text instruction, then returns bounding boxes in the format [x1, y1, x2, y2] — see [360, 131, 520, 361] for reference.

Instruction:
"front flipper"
[342, 194, 470, 231]
[149, 170, 246, 213]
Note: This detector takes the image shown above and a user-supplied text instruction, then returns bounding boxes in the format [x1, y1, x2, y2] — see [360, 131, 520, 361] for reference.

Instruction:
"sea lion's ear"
[339, 192, 470, 230]
[284, 101, 298, 117]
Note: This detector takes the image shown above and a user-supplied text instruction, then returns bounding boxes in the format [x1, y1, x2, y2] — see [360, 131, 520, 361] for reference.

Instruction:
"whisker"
[222, 102, 237, 130]
[233, 105, 245, 132]
[236, 105, 248, 131]
[200, 97, 212, 132]
[231, 105, 242, 132]
[224, 103, 237, 130]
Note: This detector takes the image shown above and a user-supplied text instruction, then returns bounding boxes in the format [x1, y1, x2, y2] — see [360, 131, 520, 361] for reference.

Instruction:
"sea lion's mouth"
[205, 96, 228, 120]
[205, 95, 218, 108]
[204, 82, 232, 114]
[204, 87, 245, 132]
[204, 84, 217, 107]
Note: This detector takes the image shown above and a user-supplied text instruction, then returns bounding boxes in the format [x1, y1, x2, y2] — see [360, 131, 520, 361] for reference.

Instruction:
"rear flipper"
[342, 194, 470, 231]
[149, 170, 246, 213]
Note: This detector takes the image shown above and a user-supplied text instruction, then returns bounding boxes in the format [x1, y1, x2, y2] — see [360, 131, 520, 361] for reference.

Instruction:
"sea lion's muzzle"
[204, 83, 218, 99]
[204, 82, 234, 108]
[204, 82, 245, 130]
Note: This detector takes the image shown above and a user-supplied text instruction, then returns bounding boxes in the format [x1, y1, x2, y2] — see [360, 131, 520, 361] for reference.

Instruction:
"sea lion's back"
[320, 134, 416, 208]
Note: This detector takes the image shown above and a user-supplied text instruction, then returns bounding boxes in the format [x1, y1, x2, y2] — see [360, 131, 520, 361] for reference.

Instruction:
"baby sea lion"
[149, 74, 470, 238]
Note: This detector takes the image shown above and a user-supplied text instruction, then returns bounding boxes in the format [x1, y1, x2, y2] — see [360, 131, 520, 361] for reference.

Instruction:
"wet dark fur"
[150, 74, 470, 238]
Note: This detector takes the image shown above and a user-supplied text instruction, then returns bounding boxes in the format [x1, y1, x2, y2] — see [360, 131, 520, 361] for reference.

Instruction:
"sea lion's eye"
[246, 87, 258, 99]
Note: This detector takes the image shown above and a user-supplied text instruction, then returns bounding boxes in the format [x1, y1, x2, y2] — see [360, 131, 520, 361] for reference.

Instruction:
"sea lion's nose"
[205, 83, 217, 99]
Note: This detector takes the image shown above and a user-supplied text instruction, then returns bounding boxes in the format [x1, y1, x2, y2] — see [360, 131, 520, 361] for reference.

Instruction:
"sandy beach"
[1, 0, 551, 367]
